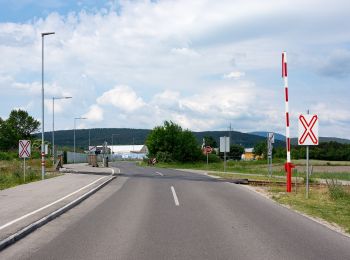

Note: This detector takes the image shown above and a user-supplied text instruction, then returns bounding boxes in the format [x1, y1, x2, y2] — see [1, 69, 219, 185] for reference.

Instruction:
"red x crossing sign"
[19, 140, 31, 158]
[298, 114, 319, 146]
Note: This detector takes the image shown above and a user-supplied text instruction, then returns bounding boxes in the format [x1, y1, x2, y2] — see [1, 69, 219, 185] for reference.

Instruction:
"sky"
[0, 0, 349, 139]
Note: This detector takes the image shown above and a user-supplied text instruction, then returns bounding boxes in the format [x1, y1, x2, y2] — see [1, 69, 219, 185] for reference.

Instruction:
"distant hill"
[34, 128, 285, 149]
[248, 131, 285, 141]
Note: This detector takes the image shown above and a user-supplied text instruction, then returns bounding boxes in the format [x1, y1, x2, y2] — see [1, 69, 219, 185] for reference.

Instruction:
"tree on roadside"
[253, 141, 267, 159]
[228, 144, 245, 160]
[146, 121, 202, 162]
[0, 109, 40, 151]
[204, 136, 217, 148]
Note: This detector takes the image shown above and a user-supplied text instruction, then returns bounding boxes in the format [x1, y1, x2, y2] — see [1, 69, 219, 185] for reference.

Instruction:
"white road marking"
[156, 171, 164, 176]
[0, 176, 108, 231]
[109, 167, 120, 174]
[171, 186, 180, 206]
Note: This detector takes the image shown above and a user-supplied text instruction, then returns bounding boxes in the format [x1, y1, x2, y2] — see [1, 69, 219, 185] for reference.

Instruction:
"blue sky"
[0, 0, 350, 139]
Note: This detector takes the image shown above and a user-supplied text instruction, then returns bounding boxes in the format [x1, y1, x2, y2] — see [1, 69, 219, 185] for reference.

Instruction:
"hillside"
[34, 128, 285, 150]
[248, 131, 285, 141]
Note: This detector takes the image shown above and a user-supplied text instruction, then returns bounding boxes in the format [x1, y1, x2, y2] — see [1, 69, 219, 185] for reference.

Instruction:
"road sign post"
[204, 146, 213, 167]
[298, 113, 319, 198]
[267, 133, 274, 177]
[19, 140, 31, 182]
[220, 137, 230, 172]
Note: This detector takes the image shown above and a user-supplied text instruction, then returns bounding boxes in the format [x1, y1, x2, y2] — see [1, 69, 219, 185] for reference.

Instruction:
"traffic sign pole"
[297, 112, 319, 198]
[306, 145, 309, 198]
[306, 110, 310, 199]
[19, 140, 31, 182]
[23, 157, 26, 182]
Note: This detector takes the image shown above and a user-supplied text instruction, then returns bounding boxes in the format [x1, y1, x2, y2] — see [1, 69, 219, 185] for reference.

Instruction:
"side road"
[0, 164, 116, 250]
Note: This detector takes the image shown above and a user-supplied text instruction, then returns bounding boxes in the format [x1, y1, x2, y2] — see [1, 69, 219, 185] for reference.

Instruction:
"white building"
[106, 145, 148, 159]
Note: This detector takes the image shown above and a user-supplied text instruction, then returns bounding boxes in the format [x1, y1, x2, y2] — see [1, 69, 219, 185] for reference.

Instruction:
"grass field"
[0, 159, 59, 190]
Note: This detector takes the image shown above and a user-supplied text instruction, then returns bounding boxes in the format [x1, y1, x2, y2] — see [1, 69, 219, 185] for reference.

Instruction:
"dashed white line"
[171, 186, 180, 206]
[156, 171, 164, 176]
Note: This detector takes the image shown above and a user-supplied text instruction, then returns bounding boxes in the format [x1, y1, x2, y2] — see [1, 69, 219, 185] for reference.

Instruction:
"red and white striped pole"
[282, 51, 294, 192]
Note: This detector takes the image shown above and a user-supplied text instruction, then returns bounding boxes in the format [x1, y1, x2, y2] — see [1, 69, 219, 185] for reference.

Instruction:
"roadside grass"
[0, 159, 59, 190]
[269, 184, 350, 234]
[293, 159, 350, 166]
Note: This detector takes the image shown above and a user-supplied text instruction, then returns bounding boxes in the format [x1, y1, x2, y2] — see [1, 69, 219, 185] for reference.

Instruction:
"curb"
[0, 175, 116, 251]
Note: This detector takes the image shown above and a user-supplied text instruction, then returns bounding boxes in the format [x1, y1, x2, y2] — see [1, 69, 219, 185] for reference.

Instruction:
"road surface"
[1, 162, 349, 259]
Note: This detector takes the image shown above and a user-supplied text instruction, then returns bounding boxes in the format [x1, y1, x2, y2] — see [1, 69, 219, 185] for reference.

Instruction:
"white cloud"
[83, 104, 104, 122]
[1, 0, 350, 138]
[96, 85, 145, 112]
[223, 71, 245, 79]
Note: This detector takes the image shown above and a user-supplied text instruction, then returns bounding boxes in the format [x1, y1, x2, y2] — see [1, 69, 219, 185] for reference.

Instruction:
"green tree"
[203, 136, 217, 148]
[228, 144, 244, 160]
[146, 121, 202, 162]
[253, 141, 267, 158]
[0, 109, 40, 150]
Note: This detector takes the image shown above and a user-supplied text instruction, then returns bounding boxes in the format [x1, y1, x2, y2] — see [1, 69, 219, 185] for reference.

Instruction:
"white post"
[306, 109, 310, 199]
[41, 35, 45, 180]
[52, 97, 55, 164]
[23, 158, 26, 182]
[306, 145, 309, 199]
[206, 152, 209, 167]
[224, 136, 227, 172]
[74, 118, 76, 164]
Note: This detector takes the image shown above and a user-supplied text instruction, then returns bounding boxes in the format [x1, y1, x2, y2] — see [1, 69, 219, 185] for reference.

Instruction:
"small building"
[241, 148, 263, 160]
[241, 148, 255, 160]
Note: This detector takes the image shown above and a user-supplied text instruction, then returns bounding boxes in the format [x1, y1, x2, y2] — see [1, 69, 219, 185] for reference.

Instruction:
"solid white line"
[156, 171, 164, 176]
[0, 176, 107, 231]
[171, 186, 180, 206]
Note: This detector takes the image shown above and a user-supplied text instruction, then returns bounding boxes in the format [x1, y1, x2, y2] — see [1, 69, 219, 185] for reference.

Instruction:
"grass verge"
[268, 184, 350, 234]
[0, 159, 60, 190]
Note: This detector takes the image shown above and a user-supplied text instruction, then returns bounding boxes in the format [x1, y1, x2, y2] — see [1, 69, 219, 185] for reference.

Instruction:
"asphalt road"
[1, 162, 350, 259]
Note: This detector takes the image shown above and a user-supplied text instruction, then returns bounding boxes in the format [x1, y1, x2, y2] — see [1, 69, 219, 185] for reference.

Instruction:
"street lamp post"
[52, 96, 72, 164]
[74, 117, 87, 164]
[41, 32, 55, 180]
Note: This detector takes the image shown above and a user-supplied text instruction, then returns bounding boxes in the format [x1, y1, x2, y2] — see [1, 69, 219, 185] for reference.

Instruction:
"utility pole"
[41, 31, 55, 180]
[52, 96, 72, 164]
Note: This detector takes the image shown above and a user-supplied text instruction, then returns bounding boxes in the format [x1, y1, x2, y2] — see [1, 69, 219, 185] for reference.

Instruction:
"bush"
[201, 153, 221, 163]
[0, 151, 17, 160]
[327, 179, 350, 200]
[156, 151, 173, 163]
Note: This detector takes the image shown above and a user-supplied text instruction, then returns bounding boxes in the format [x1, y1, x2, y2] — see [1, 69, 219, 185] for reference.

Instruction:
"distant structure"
[106, 144, 148, 159]
[241, 148, 262, 160]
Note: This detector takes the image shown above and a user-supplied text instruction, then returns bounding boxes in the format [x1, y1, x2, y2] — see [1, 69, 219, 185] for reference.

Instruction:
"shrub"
[327, 179, 350, 200]
[201, 153, 221, 163]
[0, 151, 17, 160]
[156, 151, 173, 163]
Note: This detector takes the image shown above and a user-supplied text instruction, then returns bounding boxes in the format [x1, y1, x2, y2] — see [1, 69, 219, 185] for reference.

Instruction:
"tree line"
[254, 140, 350, 161]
